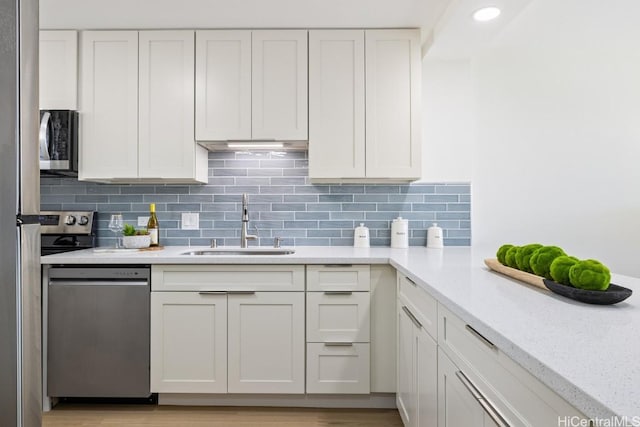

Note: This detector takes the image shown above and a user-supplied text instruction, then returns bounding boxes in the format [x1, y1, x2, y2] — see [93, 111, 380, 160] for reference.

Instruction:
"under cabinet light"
[226, 142, 284, 149]
[473, 6, 501, 22]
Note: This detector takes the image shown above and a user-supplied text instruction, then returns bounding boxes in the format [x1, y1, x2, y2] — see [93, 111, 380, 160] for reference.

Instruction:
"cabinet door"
[79, 31, 138, 180]
[417, 326, 438, 427]
[252, 30, 308, 140]
[139, 31, 207, 182]
[365, 30, 421, 179]
[438, 349, 485, 427]
[308, 30, 365, 179]
[195, 30, 251, 141]
[150, 292, 227, 393]
[227, 292, 305, 393]
[397, 301, 416, 427]
[40, 30, 77, 109]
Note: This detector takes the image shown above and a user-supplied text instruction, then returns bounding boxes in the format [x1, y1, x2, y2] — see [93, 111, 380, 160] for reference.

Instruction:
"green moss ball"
[569, 259, 611, 291]
[515, 243, 543, 272]
[529, 246, 566, 279]
[504, 246, 520, 268]
[496, 244, 514, 265]
[549, 256, 579, 285]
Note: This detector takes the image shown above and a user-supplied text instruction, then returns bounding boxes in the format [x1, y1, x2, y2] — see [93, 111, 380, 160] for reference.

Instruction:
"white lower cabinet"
[397, 272, 438, 427]
[397, 300, 438, 427]
[150, 266, 304, 395]
[150, 292, 227, 393]
[227, 292, 305, 394]
[437, 349, 486, 427]
[306, 343, 370, 394]
[306, 265, 371, 394]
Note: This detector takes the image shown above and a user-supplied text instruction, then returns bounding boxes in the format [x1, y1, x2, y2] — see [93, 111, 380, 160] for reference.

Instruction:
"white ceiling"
[39, 0, 533, 59]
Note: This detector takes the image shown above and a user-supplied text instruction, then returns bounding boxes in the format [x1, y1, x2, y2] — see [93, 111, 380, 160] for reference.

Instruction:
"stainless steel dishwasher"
[47, 266, 151, 398]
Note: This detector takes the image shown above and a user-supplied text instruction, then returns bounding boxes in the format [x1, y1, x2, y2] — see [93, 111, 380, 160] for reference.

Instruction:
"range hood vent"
[197, 140, 308, 152]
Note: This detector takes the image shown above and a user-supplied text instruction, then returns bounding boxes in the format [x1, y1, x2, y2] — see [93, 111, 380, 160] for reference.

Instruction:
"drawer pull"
[323, 264, 353, 268]
[198, 291, 227, 295]
[456, 371, 511, 427]
[324, 342, 354, 347]
[226, 291, 256, 295]
[465, 324, 496, 349]
[324, 291, 353, 295]
[401, 306, 422, 329]
[405, 277, 417, 286]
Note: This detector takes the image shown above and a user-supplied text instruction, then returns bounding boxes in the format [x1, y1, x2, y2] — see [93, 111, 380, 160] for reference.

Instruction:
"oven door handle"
[39, 111, 51, 161]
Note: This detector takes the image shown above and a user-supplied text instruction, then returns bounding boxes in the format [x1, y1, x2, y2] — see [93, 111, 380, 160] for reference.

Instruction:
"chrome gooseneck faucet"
[240, 193, 258, 248]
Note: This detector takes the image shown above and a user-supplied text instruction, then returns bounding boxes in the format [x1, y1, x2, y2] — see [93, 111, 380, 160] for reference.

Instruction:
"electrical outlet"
[182, 212, 199, 230]
[138, 216, 150, 227]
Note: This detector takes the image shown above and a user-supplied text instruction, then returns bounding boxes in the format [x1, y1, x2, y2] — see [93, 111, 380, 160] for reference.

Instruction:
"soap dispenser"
[353, 223, 370, 248]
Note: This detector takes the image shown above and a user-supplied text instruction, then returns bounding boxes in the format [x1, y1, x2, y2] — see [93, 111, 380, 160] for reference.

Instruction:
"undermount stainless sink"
[181, 248, 295, 256]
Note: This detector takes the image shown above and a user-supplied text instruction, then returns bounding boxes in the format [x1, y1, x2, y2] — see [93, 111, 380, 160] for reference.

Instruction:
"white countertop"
[42, 245, 640, 419]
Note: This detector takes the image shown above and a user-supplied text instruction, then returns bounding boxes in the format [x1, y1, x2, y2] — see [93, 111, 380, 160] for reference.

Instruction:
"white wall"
[420, 58, 473, 182]
[471, 0, 640, 276]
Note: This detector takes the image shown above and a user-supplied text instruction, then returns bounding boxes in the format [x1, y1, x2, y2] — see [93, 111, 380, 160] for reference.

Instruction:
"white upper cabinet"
[195, 30, 308, 142]
[308, 30, 365, 179]
[309, 29, 421, 182]
[195, 31, 251, 141]
[39, 30, 78, 110]
[79, 31, 139, 181]
[139, 31, 207, 182]
[365, 29, 422, 179]
[252, 30, 308, 140]
[80, 30, 207, 183]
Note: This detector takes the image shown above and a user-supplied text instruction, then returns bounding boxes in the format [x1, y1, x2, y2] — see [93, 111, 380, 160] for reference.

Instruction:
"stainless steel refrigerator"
[0, 0, 42, 426]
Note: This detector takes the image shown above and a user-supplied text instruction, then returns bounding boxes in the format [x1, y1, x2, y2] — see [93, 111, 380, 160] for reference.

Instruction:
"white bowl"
[122, 235, 151, 249]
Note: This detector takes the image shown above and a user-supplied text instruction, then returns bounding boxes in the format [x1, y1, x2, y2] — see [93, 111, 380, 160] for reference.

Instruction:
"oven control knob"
[78, 215, 90, 226]
[64, 215, 76, 226]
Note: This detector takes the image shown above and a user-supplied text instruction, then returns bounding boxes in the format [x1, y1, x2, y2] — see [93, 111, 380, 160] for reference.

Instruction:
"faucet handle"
[274, 237, 281, 248]
[210, 238, 218, 248]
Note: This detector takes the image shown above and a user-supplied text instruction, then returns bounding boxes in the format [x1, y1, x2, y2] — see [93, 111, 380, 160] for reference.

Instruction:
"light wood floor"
[43, 404, 404, 426]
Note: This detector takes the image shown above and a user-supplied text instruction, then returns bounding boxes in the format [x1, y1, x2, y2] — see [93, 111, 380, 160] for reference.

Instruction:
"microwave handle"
[39, 111, 51, 161]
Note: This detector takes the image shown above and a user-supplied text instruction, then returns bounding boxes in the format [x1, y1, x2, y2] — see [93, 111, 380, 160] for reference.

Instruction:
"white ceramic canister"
[426, 222, 444, 249]
[353, 223, 370, 248]
[390, 217, 409, 248]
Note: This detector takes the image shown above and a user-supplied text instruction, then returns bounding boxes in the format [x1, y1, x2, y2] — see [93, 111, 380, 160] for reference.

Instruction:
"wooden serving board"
[138, 245, 165, 252]
[484, 258, 548, 291]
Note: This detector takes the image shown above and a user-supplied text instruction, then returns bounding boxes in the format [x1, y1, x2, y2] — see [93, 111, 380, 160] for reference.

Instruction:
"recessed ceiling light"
[473, 6, 501, 22]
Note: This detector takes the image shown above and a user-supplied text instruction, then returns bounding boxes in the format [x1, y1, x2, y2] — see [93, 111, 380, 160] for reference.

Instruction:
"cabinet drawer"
[438, 304, 587, 426]
[151, 265, 305, 291]
[307, 292, 370, 343]
[397, 273, 437, 339]
[306, 343, 370, 394]
[307, 265, 370, 291]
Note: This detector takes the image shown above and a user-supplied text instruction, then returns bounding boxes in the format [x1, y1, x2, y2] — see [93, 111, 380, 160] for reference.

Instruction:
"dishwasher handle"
[49, 280, 149, 287]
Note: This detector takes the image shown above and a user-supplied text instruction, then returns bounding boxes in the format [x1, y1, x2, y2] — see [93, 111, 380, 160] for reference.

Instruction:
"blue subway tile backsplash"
[40, 151, 472, 247]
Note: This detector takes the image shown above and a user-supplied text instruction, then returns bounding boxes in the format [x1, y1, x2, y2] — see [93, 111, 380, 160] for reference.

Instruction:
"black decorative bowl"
[542, 279, 633, 305]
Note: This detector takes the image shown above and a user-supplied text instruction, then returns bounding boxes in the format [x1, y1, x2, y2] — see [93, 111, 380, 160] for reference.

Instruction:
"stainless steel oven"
[46, 266, 151, 398]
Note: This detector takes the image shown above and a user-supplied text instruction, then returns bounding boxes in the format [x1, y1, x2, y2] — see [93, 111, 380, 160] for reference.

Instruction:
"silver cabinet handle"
[198, 291, 227, 295]
[324, 291, 353, 295]
[324, 342, 354, 347]
[456, 371, 511, 427]
[401, 306, 422, 329]
[465, 324, 496, 349]
[226, 291, 256, 295]
[405, 277, 417, 286]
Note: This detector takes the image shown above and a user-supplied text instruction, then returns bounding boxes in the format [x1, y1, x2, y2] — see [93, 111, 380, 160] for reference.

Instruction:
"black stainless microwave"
[39, 109, 78, 176]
